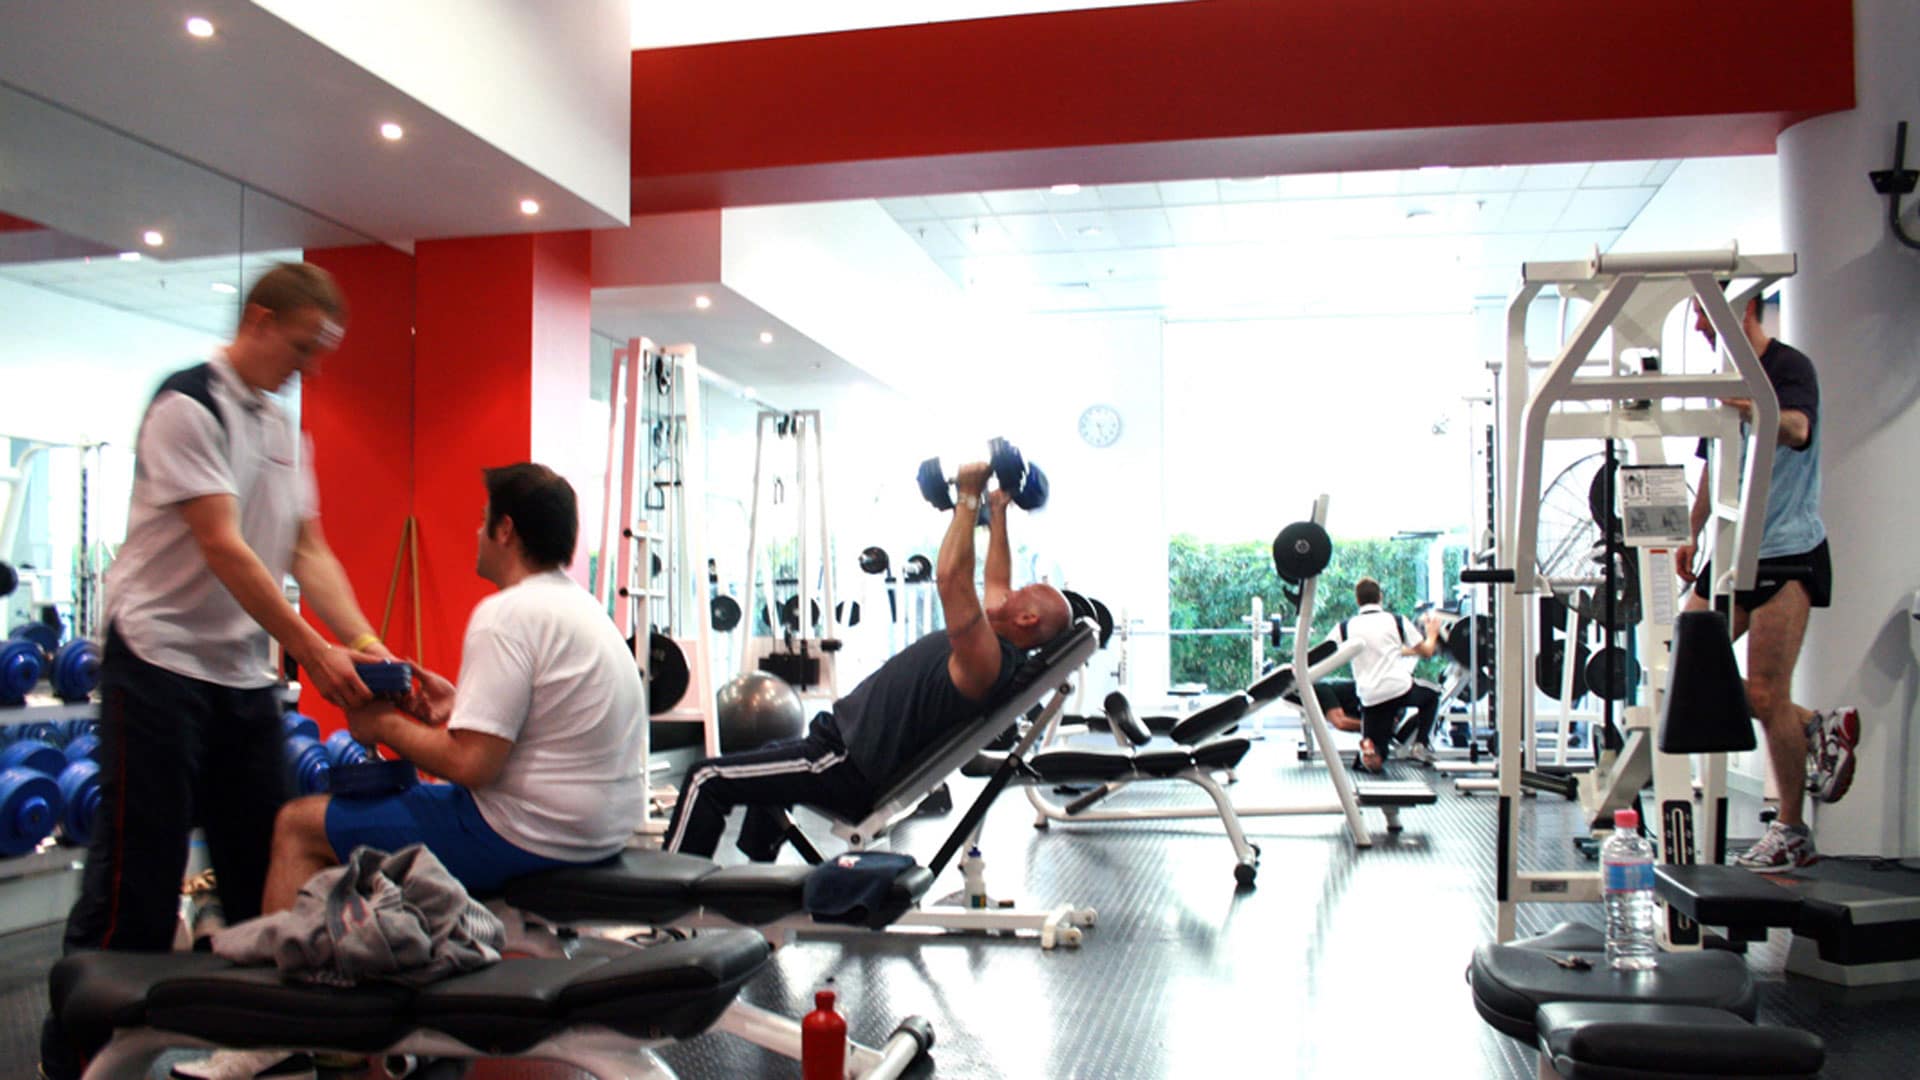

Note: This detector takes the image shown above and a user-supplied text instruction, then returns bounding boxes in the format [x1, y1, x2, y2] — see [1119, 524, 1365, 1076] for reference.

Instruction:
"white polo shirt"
[103, 354, 316, 688]
[449, 570, 646, 861]
[1327, 605, 1421, 707]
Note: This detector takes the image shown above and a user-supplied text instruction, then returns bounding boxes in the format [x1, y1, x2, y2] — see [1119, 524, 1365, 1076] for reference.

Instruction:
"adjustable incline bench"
[506, 618, 1103, 950]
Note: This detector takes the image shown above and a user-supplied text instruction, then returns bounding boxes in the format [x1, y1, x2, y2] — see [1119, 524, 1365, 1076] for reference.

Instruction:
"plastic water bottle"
[1601, 808, 1658, 971]
[962, 846, 988, 909]
[801, 985, 847, 1080]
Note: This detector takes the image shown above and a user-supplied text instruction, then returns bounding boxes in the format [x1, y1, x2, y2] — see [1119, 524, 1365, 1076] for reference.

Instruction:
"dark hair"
[245, 262, 347, 324]
[1354, 578, 1383, 606]
[483, 463, 578, 570]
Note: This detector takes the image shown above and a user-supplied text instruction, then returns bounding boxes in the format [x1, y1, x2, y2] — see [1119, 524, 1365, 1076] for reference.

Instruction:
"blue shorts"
[323, 783, 580, 896]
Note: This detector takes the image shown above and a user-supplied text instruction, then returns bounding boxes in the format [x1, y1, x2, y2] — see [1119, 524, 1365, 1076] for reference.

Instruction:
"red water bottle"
[801, 987, 847, 1080]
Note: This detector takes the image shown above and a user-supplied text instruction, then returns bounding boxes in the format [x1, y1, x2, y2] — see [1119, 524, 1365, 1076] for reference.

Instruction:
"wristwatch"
[956, 493, 982, 513]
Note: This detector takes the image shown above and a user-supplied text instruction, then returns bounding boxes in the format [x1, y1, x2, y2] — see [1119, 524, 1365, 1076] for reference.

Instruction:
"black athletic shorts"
[1691, 539, 1831, 610]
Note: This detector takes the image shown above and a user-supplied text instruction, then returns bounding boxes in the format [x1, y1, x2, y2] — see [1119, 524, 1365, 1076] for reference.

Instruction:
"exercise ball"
[716, 671, 805, 753]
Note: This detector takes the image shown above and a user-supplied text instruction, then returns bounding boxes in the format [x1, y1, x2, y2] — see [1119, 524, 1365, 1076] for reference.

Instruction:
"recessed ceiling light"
[1050, 184, 1083, 195]
[379, 122, 404, 141]
[142, 230, 164, 247]
[185, 16, 214, 38]
[694, 295, 712, 310]
[1077, 226, 1103, 237]
[519, 198, 540, 215]
[758, 331, 774, 345]
[118, 252, 141, 262]
[211, 282, 237, 294]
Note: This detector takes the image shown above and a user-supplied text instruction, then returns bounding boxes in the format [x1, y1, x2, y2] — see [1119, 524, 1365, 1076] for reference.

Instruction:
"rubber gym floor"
[0, 716, 1911, 1078]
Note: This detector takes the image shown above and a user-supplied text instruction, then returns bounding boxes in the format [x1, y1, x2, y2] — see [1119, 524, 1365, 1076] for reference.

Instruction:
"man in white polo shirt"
[260, 463, 645, 913]
[42, 263, 394, 1080]
[1326, 577, 1442, 772]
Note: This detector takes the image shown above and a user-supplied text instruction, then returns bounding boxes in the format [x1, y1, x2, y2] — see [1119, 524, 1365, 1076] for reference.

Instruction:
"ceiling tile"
[996, 212, 1072, 251]
[1157, 179, 1220, 206]
[1026, 252, 1096, 284]
[1498, 190, 1574, 232]
[946, 218, 1018, 255]
[1533, 229, 1621, 261]
[922, 192, 994, 218]
[1555, 187, 1656, 231]
[878, 196, 938, 221]
[1646, 159, 1682, 185]
[1581, 160, 1657, 187]
[1092, 278, 1165, 310]
[1455, 165, 1526, 193]
[1401, 166, 1463, 196]
[982, 189, 1050, 214]
[1103, 208, 1174, 247]
[1217, 177, 1278, 202]
[1041, 186, 1105, 213]
[1337, 170, 1401, 196]
[1095, 182, 1164, 209]
[1162, 204, 1229, 244]
[1052, 211, 1122, 250]
[1274, 173, 1340, 199]
[1520, 163, 1592, 190]
[901, 221, 968, 257]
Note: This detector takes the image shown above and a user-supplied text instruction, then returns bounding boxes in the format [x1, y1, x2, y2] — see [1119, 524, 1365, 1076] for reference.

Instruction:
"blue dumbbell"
[355, 661, 413, 697]
[63, 720, 99, 743]
[0, 740, 67, 777]
[283, 733, 331, 796]
[64, 734, 100, 764]
[283, 713, 321, 742]
[0, 765, 63, 856]
[56, 759, 100, 848]
[9, 622, 60, 661]
[1, 639, 43, 707]
[324, 730, 372, 769]
[51, 640, 100, 703]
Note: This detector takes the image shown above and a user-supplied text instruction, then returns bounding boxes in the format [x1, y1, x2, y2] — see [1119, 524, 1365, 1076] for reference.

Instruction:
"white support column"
[1778, 0, 1920, 857]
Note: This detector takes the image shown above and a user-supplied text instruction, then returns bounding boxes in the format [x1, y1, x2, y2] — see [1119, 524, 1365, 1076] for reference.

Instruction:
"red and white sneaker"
[1805, 707, 1861, 804]
[1731, 820, 1818, 872]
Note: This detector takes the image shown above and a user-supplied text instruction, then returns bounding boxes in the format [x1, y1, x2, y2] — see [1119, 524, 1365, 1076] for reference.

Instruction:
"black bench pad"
[1169, 693, 1251, 745]
[1655, 864, 1803, 929]
[146, 967, 415, 1052]
[505, 850, 717, 924]
[1191, 737, 1252, 770]
[1536, 1002, 1824, 1079]
[50, 952, 231, 1053]
[1470, 943, 1756, 1041]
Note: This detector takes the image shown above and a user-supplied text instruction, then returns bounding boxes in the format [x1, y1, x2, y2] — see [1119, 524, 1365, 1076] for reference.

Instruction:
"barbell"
[917, 437, 1050, 514]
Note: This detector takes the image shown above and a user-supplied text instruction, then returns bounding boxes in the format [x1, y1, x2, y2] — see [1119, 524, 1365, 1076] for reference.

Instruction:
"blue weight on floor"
[51, 640, 100, 703]
[63, 734, 99, 764]
[56, 759, 99, 847]
[0, 740, 67, 777]
[0, 765, 62, 857]
[18, 722, 64, 747]
[0, 639, 42, 706]
[324, 730, 371, 769]
[9, 622, 59, 660]
[62, 719, 98, 743]
[282, 712, 320, 742]
[283, 733, 331, 796]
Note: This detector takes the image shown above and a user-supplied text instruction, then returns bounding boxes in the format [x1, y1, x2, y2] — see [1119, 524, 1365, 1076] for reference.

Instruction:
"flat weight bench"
[53, 930, 864, 1080]
[1467, 921, 1824, 1079]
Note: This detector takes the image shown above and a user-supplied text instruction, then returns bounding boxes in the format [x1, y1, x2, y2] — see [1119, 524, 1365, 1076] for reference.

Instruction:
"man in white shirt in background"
[1326, 577, 1441, 772]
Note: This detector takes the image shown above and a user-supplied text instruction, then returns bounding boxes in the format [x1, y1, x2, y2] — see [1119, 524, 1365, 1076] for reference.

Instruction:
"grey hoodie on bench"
[213, 844, 504, 987]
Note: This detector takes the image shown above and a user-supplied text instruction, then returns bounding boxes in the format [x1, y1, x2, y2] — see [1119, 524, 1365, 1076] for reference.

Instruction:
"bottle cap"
[1613, 808, 1639, 829]
[815, 989, 836, 1010]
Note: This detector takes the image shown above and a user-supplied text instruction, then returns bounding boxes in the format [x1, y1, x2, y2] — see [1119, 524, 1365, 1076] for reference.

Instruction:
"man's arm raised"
[984, 488, 1013, 610]
[937, 462, 1003, 701]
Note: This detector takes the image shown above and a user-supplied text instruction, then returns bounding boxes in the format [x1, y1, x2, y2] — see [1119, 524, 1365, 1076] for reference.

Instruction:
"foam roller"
[283, 733, 331, 796]
[51, 640, 100, 703]
[1, 639, 42, 706]
[0, 765, 63, 856]
[56, 759, 100, 847]
[0, 740, 67, 777]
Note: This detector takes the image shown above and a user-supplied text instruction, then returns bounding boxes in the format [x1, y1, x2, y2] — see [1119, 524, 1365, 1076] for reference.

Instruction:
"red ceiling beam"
[629, 0, 1853, 212]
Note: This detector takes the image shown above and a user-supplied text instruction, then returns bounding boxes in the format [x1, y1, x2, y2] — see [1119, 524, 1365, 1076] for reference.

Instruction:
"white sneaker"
[169, 1051, 315, 1080]
[1404, 742, 1436, 766]
[1804, 707, 1861, 804]
[1730, 820, 1817, 873]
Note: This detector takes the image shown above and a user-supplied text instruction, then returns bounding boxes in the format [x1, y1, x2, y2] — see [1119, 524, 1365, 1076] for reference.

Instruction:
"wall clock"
[1078, 404, 1122, 448]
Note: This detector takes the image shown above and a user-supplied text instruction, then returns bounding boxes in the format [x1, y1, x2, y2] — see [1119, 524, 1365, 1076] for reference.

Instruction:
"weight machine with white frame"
[1483, 245, 1794, 945]
[738, 410, 843, 700]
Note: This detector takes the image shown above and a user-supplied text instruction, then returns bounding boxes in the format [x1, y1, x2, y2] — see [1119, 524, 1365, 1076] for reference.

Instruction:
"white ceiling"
[0, 249, 301, 338]
[880, 159, 1681, 318]
[591, 284, 900, 413]
[630, 0, 1191, 48]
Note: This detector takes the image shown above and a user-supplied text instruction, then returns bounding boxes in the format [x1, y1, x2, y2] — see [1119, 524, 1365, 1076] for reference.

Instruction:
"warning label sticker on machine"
[1619, 465, 1690, 546]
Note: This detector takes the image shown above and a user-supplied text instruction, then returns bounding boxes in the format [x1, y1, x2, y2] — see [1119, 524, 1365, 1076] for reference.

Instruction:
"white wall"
[253, 0, 631, 221]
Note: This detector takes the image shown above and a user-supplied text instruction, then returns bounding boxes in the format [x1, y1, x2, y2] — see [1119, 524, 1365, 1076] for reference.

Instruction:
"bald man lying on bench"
[666, 462, 1071, 860]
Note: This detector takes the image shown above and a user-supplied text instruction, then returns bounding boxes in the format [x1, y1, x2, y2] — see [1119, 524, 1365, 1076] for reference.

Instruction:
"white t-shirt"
[450, 570, 645, 861]
[104, 355, 317, 687]
[1327, 605, 1420, 707]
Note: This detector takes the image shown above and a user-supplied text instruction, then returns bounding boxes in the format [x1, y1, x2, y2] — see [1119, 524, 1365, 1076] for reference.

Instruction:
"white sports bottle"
[1601, 808, 1658, 971]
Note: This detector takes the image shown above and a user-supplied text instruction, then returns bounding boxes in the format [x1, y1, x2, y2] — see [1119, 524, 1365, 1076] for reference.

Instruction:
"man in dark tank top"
[665, 461, 1072, 860]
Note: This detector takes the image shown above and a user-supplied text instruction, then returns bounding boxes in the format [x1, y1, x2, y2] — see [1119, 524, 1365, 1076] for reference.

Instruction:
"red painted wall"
[628, 0, 1854, 210]
[299, 243, 415, 734]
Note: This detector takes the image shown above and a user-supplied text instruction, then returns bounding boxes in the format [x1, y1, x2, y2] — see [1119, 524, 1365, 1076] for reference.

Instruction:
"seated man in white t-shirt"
[260, 463, 645, 911]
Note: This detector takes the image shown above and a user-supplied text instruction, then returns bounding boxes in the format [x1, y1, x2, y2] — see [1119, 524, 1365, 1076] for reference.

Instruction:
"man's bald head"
[992, 583, 1072, 648]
